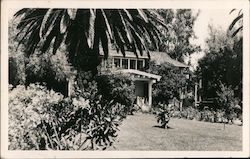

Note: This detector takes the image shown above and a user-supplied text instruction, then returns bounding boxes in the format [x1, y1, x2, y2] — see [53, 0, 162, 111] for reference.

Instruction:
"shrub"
[216, 83, 242, 123]
[155, 103, 172, 129]
[186, 107, 198, 120]
[9, 84, 125, 150]
[9, 84, 64, 150]
[194, 111, 202, 121]
[148, 61, 186, 104]
[96, 72, 136, 114]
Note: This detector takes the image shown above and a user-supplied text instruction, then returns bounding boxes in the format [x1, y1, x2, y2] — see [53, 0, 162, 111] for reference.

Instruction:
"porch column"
[148, 80, 154, 106]
[194, 83, 198, 107]
[68, 76, 75, 97]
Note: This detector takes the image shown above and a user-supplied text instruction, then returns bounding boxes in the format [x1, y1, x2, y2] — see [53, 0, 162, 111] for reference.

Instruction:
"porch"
[115, 69, 161, 109]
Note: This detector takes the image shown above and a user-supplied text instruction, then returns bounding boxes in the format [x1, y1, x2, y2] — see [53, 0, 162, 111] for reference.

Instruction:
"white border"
[1, 0, 250, 158]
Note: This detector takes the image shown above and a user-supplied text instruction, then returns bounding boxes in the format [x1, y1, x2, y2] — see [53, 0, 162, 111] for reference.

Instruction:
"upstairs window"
[130, 59, 136, 69]
[122, 59, 128, 69]
[114, 58, 121, 68]
[137, 60, 144, 70]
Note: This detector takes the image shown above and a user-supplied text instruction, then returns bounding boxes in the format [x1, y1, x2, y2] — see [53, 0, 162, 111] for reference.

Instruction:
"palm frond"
[60, 10, 70, 34]
[88, 9, 96, 48]
[137, 9, 148, 23]
[232, 26, 243, 37]
[101, 31, 109, 59]
[13, 8, 169, 71]
[67, 9, 77, 20]
[144, 9, 169, 30]
[39, 9, 56, 39]
[229, 14, 243, 31]
[14, 8, 30, 17]
[229, 9, 236, 14]
[123, 9, 133, 21]
[101, 9, 113, 41]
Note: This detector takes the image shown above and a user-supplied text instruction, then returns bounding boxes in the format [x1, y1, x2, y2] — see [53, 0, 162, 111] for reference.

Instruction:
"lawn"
[109, 113, 242, 151]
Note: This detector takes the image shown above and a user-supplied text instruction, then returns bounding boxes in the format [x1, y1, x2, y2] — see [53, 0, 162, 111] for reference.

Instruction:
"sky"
[8, 8, 238, 71]
[188, 9, 237, 70]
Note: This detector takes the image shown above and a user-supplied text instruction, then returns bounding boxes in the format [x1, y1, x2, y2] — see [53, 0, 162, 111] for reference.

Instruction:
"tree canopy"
[157, 9, 200, 62]
[197, 24, 242, 102]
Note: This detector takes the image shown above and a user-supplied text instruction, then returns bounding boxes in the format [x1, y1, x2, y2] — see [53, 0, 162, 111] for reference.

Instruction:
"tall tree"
[197, 25, 242, 102]
[157, 9, 200, 62]
[14, 9, 169, 74]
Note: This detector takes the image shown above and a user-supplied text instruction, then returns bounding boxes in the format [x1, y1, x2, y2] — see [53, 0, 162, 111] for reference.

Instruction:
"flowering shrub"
[9, 84, 125, 150]
[9, 84, 64, 150]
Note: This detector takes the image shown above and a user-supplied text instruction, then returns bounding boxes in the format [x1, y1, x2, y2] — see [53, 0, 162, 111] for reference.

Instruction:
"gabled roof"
[150, 51, 189, 68]
[100, 49, 189, 68]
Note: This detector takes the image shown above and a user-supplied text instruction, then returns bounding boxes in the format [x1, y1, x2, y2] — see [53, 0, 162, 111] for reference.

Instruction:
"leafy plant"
[155, 104, 172, 129]
[216, 83, 240, 125]
[96, 72, 136, 115]
[148, 61, 186, 104]
[9, 84, 126, 150]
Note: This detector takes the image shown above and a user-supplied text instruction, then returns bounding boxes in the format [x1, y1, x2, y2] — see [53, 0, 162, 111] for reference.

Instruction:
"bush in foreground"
[9, 84, 125, 150]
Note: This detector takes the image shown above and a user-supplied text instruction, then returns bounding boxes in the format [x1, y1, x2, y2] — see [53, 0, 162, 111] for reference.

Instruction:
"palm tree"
[229, 9, 243, 37]
[14, 9, 169, 73]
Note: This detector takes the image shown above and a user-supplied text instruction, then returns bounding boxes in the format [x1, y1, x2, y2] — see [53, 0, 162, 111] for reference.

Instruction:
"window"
[137, 60, 144, 70]
[122, 59, 128, 69]
[130, 59, 136, 69]
[114, 58, 121, 68]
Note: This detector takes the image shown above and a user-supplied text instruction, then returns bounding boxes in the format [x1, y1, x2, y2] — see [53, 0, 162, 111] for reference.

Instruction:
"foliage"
[197, 25, 242, 102]
[13, 9, 168, 73]
[216, 83, 235, 110]
[9, 84, 64, 150]
[183, 96, 195, 108]
[8, 19, 26, 86]
[9, 57, 20, 86]
[96, 72, 136, 115]
[170, 104, 241, 125]
[148, 61, 186, 104]
[216, 83, 240, 123]
[25, 50, 73, 95]
[229, 9, 243, 37]
[9, 84, 126, 150]
[156, 9, 200, 62]
[9, 18, 73, 94]
[155, 103, 172, 129]
[71, 70, 98, 100]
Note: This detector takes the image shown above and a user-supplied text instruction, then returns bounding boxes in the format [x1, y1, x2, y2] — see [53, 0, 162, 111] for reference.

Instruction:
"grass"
[109, 113, 242, 151]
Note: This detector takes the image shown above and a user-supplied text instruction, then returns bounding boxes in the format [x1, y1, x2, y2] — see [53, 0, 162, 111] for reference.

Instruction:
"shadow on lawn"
[153, 125, 174, 129]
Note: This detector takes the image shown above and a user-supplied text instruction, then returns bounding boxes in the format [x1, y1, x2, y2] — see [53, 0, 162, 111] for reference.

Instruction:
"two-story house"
[98, 49, 189, 110]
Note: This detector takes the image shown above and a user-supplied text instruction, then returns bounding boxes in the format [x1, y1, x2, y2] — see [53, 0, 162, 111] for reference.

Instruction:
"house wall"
[135, 81, 148, 98]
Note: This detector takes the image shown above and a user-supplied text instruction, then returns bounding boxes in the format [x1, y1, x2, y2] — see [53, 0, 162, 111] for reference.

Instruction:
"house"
[98, 49, 189, 110]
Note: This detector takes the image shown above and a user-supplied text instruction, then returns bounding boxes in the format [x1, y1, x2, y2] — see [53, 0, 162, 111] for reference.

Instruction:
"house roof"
[150, 51, 189, 68]
[100, 49, 189, 68]
[115, 69, 161, 81]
